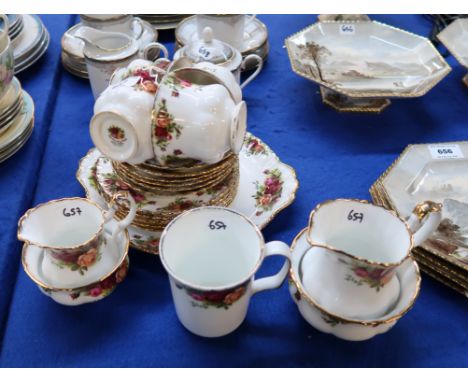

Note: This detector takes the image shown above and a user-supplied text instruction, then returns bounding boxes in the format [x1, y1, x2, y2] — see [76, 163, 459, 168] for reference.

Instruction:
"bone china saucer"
[22, 220, 129, 291]
[77, 133, 298, 254]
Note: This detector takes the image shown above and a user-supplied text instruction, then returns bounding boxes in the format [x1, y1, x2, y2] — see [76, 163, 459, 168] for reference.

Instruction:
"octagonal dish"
[285, 20, 451, 112]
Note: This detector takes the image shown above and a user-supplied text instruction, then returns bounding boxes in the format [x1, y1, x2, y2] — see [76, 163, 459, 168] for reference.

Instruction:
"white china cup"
[152, 68, 247, 165]
[305, 199, 442, 319]
[159, 207, 291, 337]
[0, 14, 14, 100]
[17, 192, 137, 289]
[91, 58, 170, 164]
[196, 14, 256, 49]
[80, 14, 143, 35]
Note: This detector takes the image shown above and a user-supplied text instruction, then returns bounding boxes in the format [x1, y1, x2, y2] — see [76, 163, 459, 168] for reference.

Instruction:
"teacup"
[80, 14, 143, 35]
[0, 14, 14, 100]
[75, 26, 168, 98]
[159, 206, 291, 337]
[152, 68, 247, 166]
[305, 199, 442, 319]
[91, 58, 170, 164]
[17, 192, 136, 289]
[196, 14, 256, 49]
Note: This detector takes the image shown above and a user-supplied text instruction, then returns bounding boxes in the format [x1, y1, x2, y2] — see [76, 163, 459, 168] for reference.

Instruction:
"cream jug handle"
[251, 241, 291, 295]
[0, 15, 9, 40]
[406, 201, 442, 247]
[240, 54, 263, 89]
[104, 191, 137, 241]
[143, 42, 169, 62]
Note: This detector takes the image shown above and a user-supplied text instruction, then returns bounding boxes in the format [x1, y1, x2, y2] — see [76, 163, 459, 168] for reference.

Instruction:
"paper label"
[339, 24, 356, 35]
[428, 144, 464, 160]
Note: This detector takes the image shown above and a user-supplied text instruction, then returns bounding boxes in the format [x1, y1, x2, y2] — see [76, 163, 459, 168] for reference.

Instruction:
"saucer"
[77, 133, 298, 254]
[22, 219, 130, 290]
[11, 15, 49, 74]
[289, 228, 421, 341]
[0, 90, 35, 163]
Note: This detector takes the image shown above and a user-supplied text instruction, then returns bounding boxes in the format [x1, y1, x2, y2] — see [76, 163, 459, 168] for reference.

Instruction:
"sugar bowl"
[174, 27, 263, 88]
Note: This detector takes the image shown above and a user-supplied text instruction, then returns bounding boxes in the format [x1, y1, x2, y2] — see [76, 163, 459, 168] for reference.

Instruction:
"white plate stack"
[9, 14, 49, 74]
[0, 77, 35, 163]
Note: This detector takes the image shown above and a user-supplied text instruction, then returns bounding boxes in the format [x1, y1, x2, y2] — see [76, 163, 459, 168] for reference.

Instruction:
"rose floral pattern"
[108, 126, 126, 146]
[163, 73, 192, 97]
[345, 263, 395, 292]
[165, 197, 203, 212]
[49, 236, 105, 275]
[253, 169, 284, 216]
[132, 234, 160, 253]
[67, 257, 129, 300]
[101, 170, 155, 209]
[176, 281, 248, 309]
[244, 135, 270, 156]
[152, 99, 183, 151]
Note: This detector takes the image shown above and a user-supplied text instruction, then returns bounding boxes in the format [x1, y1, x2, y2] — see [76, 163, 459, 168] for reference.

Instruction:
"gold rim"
[17, 197, 107, 251]
[285, 20, 452, 99]
[22, 229, 130, 291]
[290, 227, 422, 326]
[307, 198, 415, 267]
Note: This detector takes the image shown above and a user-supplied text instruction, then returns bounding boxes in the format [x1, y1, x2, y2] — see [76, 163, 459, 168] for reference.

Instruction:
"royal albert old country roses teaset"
[16, 15, 460, 341]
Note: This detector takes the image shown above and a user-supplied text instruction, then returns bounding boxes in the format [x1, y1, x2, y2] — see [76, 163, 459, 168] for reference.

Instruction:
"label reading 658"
[63, 207, 82, 217]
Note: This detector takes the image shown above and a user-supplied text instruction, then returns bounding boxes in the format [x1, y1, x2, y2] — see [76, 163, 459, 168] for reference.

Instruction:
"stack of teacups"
[18, 193, 137, 305]
[288, 199, 442, 341]
[89, 58, 247, 233]
[0, 15, 35, 163]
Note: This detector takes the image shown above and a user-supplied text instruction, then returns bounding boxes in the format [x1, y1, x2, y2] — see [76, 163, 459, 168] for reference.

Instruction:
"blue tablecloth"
[0, 15, 467, 367]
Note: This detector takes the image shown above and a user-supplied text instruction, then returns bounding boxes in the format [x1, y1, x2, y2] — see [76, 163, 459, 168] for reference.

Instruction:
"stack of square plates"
[9, 14, 49, 74]
[0, 77, 34, 163]
[134, 14, 192, 30]
[370, 142, 468, 297]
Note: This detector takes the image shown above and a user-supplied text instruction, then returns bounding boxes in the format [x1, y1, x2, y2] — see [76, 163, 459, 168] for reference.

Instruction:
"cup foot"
[320, 87, 391, 114]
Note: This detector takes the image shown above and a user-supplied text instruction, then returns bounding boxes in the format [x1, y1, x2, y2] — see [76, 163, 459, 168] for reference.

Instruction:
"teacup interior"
[173, 69, 223, 86]
[308, 200, 411, 264]
[19, 199, 104, 248]
[161, 208, 262, 288]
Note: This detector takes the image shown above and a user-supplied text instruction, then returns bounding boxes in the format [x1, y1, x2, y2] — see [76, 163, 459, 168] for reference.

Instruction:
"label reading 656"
[347, 210, 363, 223]
[209, 220, 227, 230]
[63, 207, 82, 217]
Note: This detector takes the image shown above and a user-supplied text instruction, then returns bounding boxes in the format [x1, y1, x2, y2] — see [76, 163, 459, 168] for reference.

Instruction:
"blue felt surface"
[0, 15, 467, 367]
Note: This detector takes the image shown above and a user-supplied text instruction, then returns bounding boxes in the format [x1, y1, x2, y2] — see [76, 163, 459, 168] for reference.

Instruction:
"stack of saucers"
[0, 77, 35, 163]
[134, 14, 192, 30]
[7, 15, 24, 41]
[92, 153, 240, 232]
[9, 14, 49, 74]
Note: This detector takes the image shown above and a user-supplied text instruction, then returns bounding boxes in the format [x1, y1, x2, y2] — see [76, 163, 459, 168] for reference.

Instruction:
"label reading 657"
[63, 207, 82, 217]
[347, 210, 363, 223]
[209, 220, 227, 230]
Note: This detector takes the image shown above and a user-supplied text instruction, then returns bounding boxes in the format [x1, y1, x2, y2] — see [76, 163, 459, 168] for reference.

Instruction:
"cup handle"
[406, 201, 442, 247]
[143, 42, 169, 62]
[240, 54, 263, 89]
[251, 241, 291, 295]
[104, 191, 137, 241]
[131, 17, 144, 40]
[0, 15, 9, 40]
